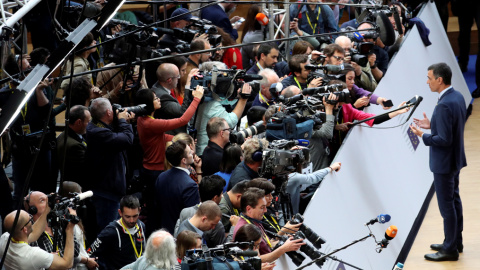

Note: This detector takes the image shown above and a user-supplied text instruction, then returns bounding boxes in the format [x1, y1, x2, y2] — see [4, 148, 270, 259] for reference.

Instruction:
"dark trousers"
[433, 171, 463, 253]
[140, 167, 162, 236]
[92, 195, 119, 233]
[457, 1, 480, 86]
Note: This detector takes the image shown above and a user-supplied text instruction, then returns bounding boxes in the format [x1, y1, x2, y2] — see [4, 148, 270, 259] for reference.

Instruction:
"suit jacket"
[154, 167, 200, 234]
[423, 88, 467, 174]
[57, 128, 87, 185]
[201, 4, 238, 40]
[151, 82, 192, 135]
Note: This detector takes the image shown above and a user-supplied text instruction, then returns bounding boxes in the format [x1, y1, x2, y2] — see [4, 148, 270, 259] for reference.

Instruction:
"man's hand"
[322, 93, 337, 114]
[194, 33, 209, 41]
[308, 77, 323, 88]
[86, 257, 99, 269]
[239, 82, 252, 98]
[117, 109, 134, 120]
[335, 122, 353, 132]
[330, 162, 341, 172]
[186, 68, 200, 86]
[280, 237, 305, 253]
[91, 86, 102, 98]
[36, 78, 52, 91]
[368, 53, 377, 67]
[230, 16, 241, 23]
[410, 124, 423, 137]
[310, 50, 323, 61]
[338, 0, 349, 9]
[192, 85, 205, 99]
[281, 221, 301, 234]
[413, 112, 430, 129]
[230, 215, 240, 227]
[351, 61, 362, 76]
[353, 96, 369, 108]
[377, 97, 392, 110]
[261, 262, 276, 270]
[194, 155, 202, 170]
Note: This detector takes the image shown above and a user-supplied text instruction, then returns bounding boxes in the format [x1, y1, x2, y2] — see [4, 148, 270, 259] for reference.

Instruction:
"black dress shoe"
[430, 243, 463, 253]
[472, 88, 480, 98]
[425, 250, 459, 261]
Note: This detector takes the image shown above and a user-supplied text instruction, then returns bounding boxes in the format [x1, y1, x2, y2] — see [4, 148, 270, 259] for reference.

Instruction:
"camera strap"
[120, 219, 143, 259]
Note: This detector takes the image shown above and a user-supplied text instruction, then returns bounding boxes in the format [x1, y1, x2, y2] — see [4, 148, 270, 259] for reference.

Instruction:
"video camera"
[46, 191, 93, 229]
[181, 242, 261, 270]
[304, 64, 345, 86]
[190, 66, 261, 102]
[301, 84, 352, 105]
[259, 139, 310, 190]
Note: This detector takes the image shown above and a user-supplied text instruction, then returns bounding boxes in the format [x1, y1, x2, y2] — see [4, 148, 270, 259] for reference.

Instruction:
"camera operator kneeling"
[232, 188, 304, 263]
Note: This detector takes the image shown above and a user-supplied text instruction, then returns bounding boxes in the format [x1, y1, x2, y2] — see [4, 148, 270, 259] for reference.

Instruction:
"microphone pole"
[295, 234, 372, 270]
[349, 101, 417, 127]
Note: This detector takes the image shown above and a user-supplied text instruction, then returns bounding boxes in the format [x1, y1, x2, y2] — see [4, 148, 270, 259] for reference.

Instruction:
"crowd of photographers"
[0, 0, 420, 269]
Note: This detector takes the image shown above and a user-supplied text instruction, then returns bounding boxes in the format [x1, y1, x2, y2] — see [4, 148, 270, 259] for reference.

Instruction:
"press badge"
[22, 124, 31, 135]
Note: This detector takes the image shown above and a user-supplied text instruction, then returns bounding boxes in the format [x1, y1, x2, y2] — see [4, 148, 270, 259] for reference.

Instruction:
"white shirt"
[175, 166, 191, 175]
[0, 232, 54, 270]
[438, 85, 452, 99]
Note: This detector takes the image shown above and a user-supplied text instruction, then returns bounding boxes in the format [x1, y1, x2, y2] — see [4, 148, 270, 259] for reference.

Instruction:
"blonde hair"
[164, 133, 195, 170]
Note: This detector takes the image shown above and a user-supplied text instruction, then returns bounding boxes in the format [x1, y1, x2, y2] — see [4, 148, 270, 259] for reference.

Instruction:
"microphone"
[406, 95, 423, 106]
[365, 214, 391, 226]
[256, 13, 269, 26]
[392, 7, 404, 35]
[74, 191, 93, 201]
[378, 225, 398, 251]
[295, 139, 310, 147]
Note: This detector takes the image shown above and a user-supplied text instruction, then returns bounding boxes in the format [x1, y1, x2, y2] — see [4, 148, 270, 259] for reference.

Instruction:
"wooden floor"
[405, 98, 480, 269]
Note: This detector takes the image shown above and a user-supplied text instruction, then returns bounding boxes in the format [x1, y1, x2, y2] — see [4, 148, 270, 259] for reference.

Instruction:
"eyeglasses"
[222, 128, 233, 133]
[23, 215, 34, 228]
[332, 55, 344, 61]
[171, 75, 181, 79]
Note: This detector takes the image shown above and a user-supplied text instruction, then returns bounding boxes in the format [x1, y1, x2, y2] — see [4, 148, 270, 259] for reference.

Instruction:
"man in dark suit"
[200, 2, 241, 40]
[410, 63, 467, 261]
[57, 105, 90, 185]
[154, 140, 200, 234]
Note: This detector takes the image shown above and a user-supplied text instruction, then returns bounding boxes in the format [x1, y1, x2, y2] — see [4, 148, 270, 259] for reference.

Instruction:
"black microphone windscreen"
[393, 11, 404, 35]
[376, 12, 396, 46]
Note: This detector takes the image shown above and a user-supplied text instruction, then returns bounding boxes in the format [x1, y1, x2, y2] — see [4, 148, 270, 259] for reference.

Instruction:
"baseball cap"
[170, 8, 193, 22]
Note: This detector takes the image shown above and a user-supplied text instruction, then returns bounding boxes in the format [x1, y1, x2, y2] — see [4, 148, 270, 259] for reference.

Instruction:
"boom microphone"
[256, 13, 269, 26]
[392, 7, 404, 35]
[365, 214, 391, 226]
[74, 191, 93, 201]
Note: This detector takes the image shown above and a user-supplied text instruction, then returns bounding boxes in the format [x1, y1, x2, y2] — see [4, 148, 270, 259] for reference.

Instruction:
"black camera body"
[112, 104, 148, 117]
[182, 243, 261, 270]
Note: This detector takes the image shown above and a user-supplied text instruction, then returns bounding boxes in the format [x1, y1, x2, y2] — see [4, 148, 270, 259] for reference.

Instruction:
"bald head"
[156, 63, 179, 83]
[25, 191, 48, 220]
[335, 36, 353, 52]
[281, 85, 301, 98]
[4, 210, 30, 238]
[259, 68, 280, 99]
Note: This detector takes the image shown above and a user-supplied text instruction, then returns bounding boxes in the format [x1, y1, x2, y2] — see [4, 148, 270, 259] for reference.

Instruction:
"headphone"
[25, 191, 38, 215]
[252, 138, 264, 162]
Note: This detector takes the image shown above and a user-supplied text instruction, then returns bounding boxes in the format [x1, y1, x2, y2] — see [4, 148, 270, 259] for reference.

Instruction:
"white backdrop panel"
[277, 2, 471, 270]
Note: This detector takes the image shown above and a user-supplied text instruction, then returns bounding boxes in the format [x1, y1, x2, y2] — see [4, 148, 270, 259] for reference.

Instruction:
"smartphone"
[238, 18, 245, 24]
[383, 99, 394, 107]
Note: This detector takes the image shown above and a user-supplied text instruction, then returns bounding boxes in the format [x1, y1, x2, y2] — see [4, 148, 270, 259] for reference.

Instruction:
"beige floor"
[404, 98, 480, 269]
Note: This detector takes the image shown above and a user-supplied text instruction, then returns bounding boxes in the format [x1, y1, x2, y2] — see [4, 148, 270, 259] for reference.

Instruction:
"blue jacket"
[86, 119, 134, 202]
[423, 88, 467, 174]
[201, 4, 238, 40]
[154, 167, 200, 234]
[290, 4, 338, 39]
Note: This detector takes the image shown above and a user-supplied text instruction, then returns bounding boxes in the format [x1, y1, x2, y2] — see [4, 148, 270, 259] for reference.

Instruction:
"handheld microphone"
[391, 6, 404, 35]
[256, 13, 269, 26]
[365, 214, 391, 226]
[378, 225, 398, 252]
[406, 95, 423, 106]
[296, 139, 310, 147]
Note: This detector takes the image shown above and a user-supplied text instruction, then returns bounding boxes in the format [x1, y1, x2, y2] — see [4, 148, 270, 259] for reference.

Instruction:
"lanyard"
[256, 62, 264, 72]
[20, 102, 27, 123]
[120, 218, 143, 258]
[241, 216, 272, 248]
[233, 208, 239, 216]
[294, 76, 303, 90]
[10, 238, 27, 244]
[263, 214, 281, 232]
[259, 92, 270, 106]
[305, 7, 321, 34]
[147, 115, 155, 120]
[44, 232, 59, 253]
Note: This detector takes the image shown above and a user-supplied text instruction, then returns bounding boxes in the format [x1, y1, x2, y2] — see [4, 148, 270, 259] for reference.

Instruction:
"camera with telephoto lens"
[190, 66, 259, 102]
[181, 242, 261, 270]
[112, 104, 148, 117]
[274, 231, 327, 268]
[230, 121, 266, 144]
[304, 64, 345, 86]
[290, 213, 326, 249]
